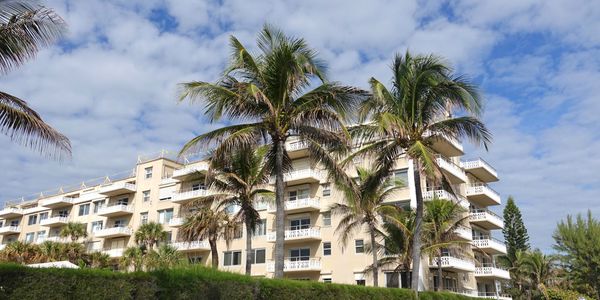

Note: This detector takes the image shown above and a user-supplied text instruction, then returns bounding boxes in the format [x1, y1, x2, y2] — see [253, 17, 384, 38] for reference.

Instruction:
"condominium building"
[0, 137, 510, 299]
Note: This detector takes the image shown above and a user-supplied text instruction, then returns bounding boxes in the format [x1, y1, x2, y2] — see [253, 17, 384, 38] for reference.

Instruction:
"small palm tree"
[146, 244, 183, 270]
[134, 222, 167, 251]
[120, 246, 144, 272]
[37, 241, 63, 262]
[60, 222, 88, 242]
[422, 198, 469, 291]
[330, 166, 404, 287]
[178, 24, 366, 277]
[0, 241, 39, 264]
[522, 250, 556, 298]
[179, 206, 238, 269]
[60, 242, 85, 264]
[0, 0, 71, 158]
[353, 52, 491, 291]
[199, 145, 272, 275]
[86, 251, 111, 269]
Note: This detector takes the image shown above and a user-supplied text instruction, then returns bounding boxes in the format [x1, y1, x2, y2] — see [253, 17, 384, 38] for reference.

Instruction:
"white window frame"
[355, 239, 365, 254]
[145, 167, 153, 179]
[142, 190, 151, 202]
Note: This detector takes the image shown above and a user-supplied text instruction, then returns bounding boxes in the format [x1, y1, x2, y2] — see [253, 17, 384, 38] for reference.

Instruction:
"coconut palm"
[0, 0, 70, 158]
[134, 222, 167, 251]
[146, 244, 183, 270]
[0, 241, 39, 264]
[422, 198, 469, 291]
[120, 246, 144, 272]
[37, 240, 63, 262]
[60, 222, 88, 242]
[353, 52, 491, 291]
[330, 166, 404, 287]
[522, 250, 557, 298]
[177, 24, 366, 277]
[196, 145, 272, 275]
[179, 206, 238, 269]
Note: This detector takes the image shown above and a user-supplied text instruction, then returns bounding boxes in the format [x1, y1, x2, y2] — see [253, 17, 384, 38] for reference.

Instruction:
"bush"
[546, 288, 593, 300]
[0, 263, 478, 300]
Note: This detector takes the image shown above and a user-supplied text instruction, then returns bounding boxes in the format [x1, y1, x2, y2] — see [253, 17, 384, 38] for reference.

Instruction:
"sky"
[1, 0, 599, 251]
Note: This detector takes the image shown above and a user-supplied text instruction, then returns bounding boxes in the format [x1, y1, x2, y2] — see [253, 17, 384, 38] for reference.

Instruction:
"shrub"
[546, 288, 593, 300]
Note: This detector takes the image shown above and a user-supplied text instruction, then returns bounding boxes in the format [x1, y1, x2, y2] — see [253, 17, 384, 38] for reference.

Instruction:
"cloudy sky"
[2, 0, 599, 251]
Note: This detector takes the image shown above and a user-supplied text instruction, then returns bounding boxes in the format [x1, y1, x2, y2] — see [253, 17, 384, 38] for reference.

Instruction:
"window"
[25, 232, 35, 243]
[290, 248, 310, 261]
[93, 200, 105, 213]
[36, 231, 46, 242]
[322, 212, 331, 227]
[253, 219, 266, 236]
[10, 220, 19, 226]
[386, 272, 400, 288]
[57, 209, 69, 218]
[91, 221, 103, 233]
[355, 239, 365, 253]
[234, 224, 243, 239]
[288, 189, 309, 201]
[223, 250, 242, 266]
[145, 167, 153, 179]
[290, 218, 310, 230]
[158, 209, 173, 224]
[39, 212, 48, 221]
[116, 197, 129, 206]
[78, 203, 90, 216]
[356, 279, 366, 286]
[393, 169, 409, 186]
[323, 277, 332, 283]
[191, 183, 204, 191]
[322, 183, 331, 197]
[323, 242, 331, 256]
[114, 219, 126, 228]
[140, 212, 148, 225]
[250, 248, 266, 264]
[188, 255, 203, 264]
[142, 190, 150, 202]
[165, 231, 172, 242]
[27, 215, 38, 225]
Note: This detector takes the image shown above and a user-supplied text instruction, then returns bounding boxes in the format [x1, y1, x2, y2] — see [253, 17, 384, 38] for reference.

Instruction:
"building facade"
[0, 137, 510, 299]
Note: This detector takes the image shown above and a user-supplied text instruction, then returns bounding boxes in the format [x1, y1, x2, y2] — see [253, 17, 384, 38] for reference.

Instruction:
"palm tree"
[60, 242, 85, 263]
[522, 250, 556, 298]
[498, 250, 531, 299]
[120, 246, 144, 272]
[0, 241, 39, 264]
[330, 166, 404, 287]
[146, 244, 183, 270]
[353, 52, 491, 291]
[179, 206, 238, 269]
[37, 240, 63, 262]
[199, 145, 272, 275]
[134, 222, 167, 251]
[0, 0, 71, 158]
[177, 25, 366, 277]
[86, 251, 111, 269]
[60, 222, 88, 242]
[422, 198, 469, 291]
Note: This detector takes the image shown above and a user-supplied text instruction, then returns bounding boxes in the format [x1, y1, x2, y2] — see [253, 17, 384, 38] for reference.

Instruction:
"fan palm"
[59, 222, 88, 242]
[146, 244, 183, 270]
[86, 251, 111, 269]
[60, 242, 85, 263]
[177, 24, 366, 277]
[37, 240, 63, 262]
[134, 222, 167, 251]
[179, 206, 238, 269]
[0, 241, 39, 264]
[422, 198, 469, 291]
[195, 145, 272, 275]
[330, 166, 404, 287]
[0, 0, 70, 158]
[120, 246, 144, 272]
[353, 52, 491, 291]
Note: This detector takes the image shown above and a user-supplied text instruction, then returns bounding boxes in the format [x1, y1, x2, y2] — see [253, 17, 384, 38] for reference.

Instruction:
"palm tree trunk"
[273, 138, 286, 278]
[369, 226, 379, 287]
[437, 251, 443, 291]
[245, 218, 253, 276]
[410, 159, 423, 294]
[209, 239, 218, 269]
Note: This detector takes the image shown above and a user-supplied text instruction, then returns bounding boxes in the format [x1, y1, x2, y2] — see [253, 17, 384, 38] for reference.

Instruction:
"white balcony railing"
[39, 196, 73, 207]
[267, 258, 321, 272]
[102, 248, 125, 258]
[461, 158, 498, 176]
[172, 165, 208, 179]
[286, 141, 309, 151]
[168, 217, 184, 227]
[472, 236, 507, 254]
[430, 256, 476, 272]
[0, 207, 23, 217]
[268, 198, 320, 212]
[423, 189, 470, 208]
[171, 189, 210, 203]
[169, 241, 210, 251]
[40, 216, 69, 226]
[0, 226, 21, 234]
[267, 227, 321, 242]
[435, 155, 467, 182]
[469, 209, 504, 229]
[94, 227, 132, 237]
[98, 182, 136, 195]
[282, 169, 323, 183]
[466, 183, 501, 204]
[477, 292, 513, 300]
[475, 264, 511, 280]
[455, 226, 473, 240]
[97, 204, 133, 215]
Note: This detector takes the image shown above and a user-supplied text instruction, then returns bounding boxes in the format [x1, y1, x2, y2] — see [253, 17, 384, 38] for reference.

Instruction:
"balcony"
[169, 241, 210, 252]
[462, 158, 498, 182]
[475, 264, 511, 280]
[455, 226, 473, 241]
[472, 237, 507, 255]
[168, 217, 184, 227]
[470, 209, 504, 230]
[267, 227, 321, 243]
[172, 164, 208, 181]
[98, 182, 136, 196]
[44, 236, 68, 243]
[0, 207, 23, 218]
[267, 258, 321, 273]
[466, 183, 501, 206]
[423, 189, 470, 209]
[102, 248, 125, 258]
[286, 140, 309, 158]
[40, 216, 69, 227]
[477, 292, 513, 300]
[429, 256, 476, 272]
[94, 227, 132, 238]
[429, 133, 464, 157]
[97, 204, 133, 217]
[0, 226, 20, 235]
[39, 196, 74, 209]
[171, 189, 211, 204]
[279, 168, 323, 185]
[268, 198, 321, 214]
[435, 155, 467, 184]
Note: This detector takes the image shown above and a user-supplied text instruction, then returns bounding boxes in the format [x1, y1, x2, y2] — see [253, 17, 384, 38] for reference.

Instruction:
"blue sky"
[1, 0, 599, 251]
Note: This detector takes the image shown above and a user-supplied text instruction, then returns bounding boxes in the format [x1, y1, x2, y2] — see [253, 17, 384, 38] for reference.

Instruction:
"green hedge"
[0, 264, 477, 300]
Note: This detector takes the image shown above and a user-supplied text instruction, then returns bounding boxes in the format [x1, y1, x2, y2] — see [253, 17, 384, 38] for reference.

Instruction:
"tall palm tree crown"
[60, 222, 88, 242]
[178, 24, 367, 277]
[134, 222, 167, 251]
[353, 52, 491, 291]
[0, 0, 70, 158]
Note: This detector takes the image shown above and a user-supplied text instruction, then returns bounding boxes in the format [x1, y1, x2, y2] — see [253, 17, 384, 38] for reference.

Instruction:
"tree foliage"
[502, 196, 530, 261]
